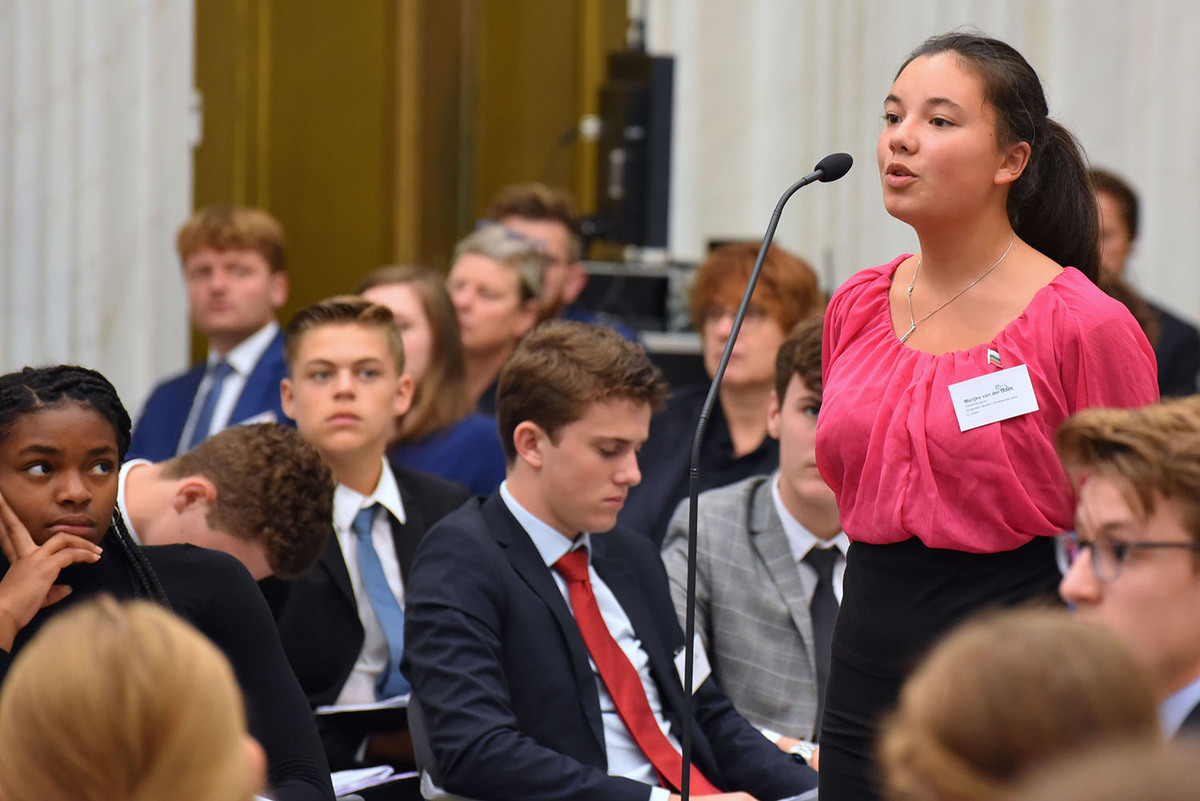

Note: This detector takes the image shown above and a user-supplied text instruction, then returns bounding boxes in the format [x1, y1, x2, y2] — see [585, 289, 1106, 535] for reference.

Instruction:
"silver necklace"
[900, 233, 1016, 344]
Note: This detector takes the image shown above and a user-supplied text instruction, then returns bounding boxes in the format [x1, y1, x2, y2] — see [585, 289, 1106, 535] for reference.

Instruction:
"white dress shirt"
[500, 482, 674, 801]
[117, 459, 152, 544]
[771, 472, 849, 602]
[176, 319, 280, 454]
[1160, 674, 1200, 737]
[333, 459, 409, 706]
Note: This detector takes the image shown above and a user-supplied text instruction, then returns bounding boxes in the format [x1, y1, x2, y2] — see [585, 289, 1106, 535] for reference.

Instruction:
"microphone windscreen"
[814, 152, 853, 182]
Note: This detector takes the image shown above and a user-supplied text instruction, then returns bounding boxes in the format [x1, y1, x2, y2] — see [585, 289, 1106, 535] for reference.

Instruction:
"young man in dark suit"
[275, 297, 471, 771]
[1057, 397, 1200, 739]
[129, 205, 291, 460]
[403, 321, 817, 801]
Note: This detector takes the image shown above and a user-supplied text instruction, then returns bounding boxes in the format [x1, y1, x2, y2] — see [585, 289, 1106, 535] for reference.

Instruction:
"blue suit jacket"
[402, 492, 817, 801]
[129, 331, 291, 460]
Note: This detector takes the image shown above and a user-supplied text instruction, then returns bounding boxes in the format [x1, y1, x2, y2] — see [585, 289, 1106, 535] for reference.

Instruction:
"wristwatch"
[788, 740, 818, 764]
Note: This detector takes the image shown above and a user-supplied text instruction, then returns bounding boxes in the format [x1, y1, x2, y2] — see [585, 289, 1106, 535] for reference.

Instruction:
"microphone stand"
[679, 155, 850, 799]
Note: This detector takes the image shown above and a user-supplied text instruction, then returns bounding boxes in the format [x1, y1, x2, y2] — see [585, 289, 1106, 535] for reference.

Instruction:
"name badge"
[948, 364, 1039, 432]
[674, 634, 712, 695]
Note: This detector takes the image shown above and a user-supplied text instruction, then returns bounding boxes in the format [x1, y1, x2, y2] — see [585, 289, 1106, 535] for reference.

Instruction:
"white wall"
[647, 0, 1200, 321]
[0, 0, 194, 415]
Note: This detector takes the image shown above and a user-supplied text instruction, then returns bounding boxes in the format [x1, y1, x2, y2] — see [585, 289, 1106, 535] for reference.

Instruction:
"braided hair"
[0, 366, 170, 604]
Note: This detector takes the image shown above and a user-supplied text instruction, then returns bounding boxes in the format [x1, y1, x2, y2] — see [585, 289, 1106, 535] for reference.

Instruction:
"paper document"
[332, 766, 418, 795]
[315, 693, 410, 715]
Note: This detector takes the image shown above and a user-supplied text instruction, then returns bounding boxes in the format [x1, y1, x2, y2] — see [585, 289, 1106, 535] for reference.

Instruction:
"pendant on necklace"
[899, 324, 916, 344]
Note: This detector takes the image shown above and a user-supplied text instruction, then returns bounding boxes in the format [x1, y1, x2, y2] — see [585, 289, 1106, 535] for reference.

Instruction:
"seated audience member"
[0, 365, 334, 801]
[119, 422, 332, 580]
[620, 241, 822, 544]
[1056, 397, 1200, 738]
[484, 182, 637, 339]
[131, 205, 292, 460]
[356, 266, 506, 495]
[880, 609, 1160, 801]
[1091, 168, 1200, 396]
[0, 597, 266, 801]
[1006, 740, 1200, 801]
[662, 316, 842, 754]
[446, 222, 548, 415]
[275, 298, 472, 771]
[403, 321, 818, 801]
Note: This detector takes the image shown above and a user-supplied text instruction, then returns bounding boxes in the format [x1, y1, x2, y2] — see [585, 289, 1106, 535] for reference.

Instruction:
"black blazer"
[272, 464, 471, 768]
[2, 543, 334, 801]
[1152, 302, 1200, 397]
[402, 492, 817, 801]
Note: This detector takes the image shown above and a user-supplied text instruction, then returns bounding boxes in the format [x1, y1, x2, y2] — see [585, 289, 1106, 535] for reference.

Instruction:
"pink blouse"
[816, 255, 1158, 553]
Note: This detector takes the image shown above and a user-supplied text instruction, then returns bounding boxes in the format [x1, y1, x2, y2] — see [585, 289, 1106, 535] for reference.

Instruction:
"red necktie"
[554, 549, 721, 795]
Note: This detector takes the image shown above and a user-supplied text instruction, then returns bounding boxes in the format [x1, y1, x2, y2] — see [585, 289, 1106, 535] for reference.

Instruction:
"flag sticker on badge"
[987, 348, 1002, 369]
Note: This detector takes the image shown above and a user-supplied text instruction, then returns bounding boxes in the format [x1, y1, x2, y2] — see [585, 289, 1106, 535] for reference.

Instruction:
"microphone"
[678, 153, 852, 800]
[814, 151, 853, 182]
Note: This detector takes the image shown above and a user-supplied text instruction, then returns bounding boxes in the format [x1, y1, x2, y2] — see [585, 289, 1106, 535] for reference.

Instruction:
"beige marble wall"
[0, 0, 194, 415]
[647, 0, 1200, 322]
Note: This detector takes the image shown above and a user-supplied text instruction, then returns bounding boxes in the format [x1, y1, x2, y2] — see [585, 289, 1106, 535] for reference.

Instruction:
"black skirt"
[816, 535, 1062, 801]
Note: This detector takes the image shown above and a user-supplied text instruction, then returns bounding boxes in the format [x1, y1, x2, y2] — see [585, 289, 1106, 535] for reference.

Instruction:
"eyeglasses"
[700, 305, 769, 325]
[474, 220, 567, 269]
[1054, 530, 1200, 583]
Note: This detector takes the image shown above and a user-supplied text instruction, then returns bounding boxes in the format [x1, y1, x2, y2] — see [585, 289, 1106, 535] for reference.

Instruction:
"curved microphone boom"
[678, 152, 852, 800]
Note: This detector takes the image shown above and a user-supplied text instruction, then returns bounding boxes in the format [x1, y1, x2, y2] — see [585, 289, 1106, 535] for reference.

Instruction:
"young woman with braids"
[814, 33, 1159, 800]
[0, 365, 335, 801]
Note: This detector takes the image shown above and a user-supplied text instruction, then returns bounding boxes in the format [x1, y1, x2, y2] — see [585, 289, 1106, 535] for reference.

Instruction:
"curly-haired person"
[120, 422, 333, 579]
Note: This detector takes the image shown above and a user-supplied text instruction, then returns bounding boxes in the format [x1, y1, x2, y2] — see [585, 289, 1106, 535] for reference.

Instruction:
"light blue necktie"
[352, 504, 411, 699]
[184, 360, 233, 452]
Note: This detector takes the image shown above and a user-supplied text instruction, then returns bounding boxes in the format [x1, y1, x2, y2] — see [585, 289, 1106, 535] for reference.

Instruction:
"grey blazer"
[661, 473, 821, 740]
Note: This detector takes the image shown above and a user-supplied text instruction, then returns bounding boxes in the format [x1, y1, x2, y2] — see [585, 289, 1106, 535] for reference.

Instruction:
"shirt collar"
[1160, 673, 1200, 736]
[333, 458, 407, 531]
[117, 459, 153, 545]
[499, 481, 589, 568]
[209, 319, 279, 375]
[771, 471, 849, 562]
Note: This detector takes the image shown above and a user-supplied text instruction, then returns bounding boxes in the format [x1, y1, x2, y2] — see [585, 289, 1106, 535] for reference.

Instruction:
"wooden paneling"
[191, 0, 626, 360]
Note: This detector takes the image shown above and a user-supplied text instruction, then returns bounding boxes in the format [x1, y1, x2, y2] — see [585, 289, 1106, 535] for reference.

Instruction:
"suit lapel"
[229, 330, 284, 424]
[168, 365, 208, 447]
[592, 535, 725, 782]
[748, 480, 817, 673]
[482, 497, 607, 754]
[392, 481, 424, 582]
[319, 534, 356, 609]
[591, 538, 682, 713]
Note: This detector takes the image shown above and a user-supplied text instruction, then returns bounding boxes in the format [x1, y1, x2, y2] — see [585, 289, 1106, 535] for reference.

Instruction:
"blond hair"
[1006, 740, 1200, 801]
[176, 205, 286, 272]
[0, 598, 258, 801]
[1056, 397, 1200, 546]
[880, 609, 1160, 801]
[284, 295, 406, 375]
[453, 222, 549, 305]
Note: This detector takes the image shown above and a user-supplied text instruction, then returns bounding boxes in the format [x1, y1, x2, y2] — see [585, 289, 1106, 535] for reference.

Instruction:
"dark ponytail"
[0, 365, 169, 605]
[900, 32, 1101, 282]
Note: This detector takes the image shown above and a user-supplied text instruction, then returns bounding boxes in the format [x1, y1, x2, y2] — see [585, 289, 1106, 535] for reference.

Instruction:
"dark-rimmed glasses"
[1054, 530, 1200, 583]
